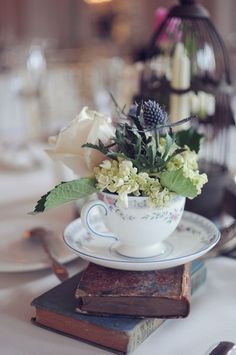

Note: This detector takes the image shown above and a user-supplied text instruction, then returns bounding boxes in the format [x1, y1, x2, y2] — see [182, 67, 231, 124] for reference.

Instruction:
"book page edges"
[76, 296, 189, 318]
[35, 307, 129, 352]
[180, 263, 191, 316]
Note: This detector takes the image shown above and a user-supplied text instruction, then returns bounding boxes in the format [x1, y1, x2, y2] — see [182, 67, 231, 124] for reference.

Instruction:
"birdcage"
[136, 0, 235, 218]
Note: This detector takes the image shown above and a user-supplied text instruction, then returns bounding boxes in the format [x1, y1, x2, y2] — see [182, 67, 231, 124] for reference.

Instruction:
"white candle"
[178, 93, 191, 120]
[171, 42, 190, 90]
[206, 94, 215, 116]
[190, 91, 200, 114]
[198, 91, 207, 119]
[170, 94, 179, 123]
[170, 42, 191, 122]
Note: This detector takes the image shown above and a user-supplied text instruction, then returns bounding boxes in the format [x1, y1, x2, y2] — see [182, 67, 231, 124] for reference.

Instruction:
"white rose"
[46, 107, 115, 177]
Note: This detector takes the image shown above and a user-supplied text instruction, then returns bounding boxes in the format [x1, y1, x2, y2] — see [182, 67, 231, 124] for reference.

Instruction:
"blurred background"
[0, 0, 235, 221]
[0, 0, 235, 141]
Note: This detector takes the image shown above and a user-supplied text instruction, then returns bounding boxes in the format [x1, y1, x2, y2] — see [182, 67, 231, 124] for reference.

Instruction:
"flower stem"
[154, 129, 159, 148]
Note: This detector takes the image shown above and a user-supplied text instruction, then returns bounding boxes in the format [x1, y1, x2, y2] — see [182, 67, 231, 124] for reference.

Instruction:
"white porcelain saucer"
[63, 211, 220, 271]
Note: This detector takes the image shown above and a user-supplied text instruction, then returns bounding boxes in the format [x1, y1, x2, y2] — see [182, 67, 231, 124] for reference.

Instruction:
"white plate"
[63, 211, 220, 271]
[0, 209, 78, 273]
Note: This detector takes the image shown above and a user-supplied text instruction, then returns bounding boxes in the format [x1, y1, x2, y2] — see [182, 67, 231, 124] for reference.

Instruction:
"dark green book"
[31, 260, 206, 354]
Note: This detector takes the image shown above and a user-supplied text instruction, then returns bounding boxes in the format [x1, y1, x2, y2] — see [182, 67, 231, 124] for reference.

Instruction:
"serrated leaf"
[160, 169, 198, 198]
[106, 152, 126, 160]
[146, 145, 155, 167]
[134, 137, 142, 157]
[155, 156, 166, 170]
[115, 130, 125, 148]
[32, 178, 98, 213]
[82, 142, 108, 155]
[175, 128, 204, 153]
[149, 138, 157, 158]
[124, 124, 138, 142]
[162, 133, 173, 160]
[128, 108, 147, 143]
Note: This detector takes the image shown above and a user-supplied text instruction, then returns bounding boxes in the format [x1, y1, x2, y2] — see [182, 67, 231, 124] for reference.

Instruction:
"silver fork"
[206, 341, 236, 355]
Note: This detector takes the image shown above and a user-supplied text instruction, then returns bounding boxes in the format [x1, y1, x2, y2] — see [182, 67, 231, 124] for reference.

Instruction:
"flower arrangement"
[33, 100, 207, 213]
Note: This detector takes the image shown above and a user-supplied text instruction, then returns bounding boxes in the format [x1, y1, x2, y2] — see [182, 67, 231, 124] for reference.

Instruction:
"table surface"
[0, 257, 236, 355]
[0, 151, 236, 355]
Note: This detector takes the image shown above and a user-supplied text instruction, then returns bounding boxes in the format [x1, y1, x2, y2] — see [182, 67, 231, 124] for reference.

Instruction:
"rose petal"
[46, 150, 91, 177]
[46, 106, 115, 177]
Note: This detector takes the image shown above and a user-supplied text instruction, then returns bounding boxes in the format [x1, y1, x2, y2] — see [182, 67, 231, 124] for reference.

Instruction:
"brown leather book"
[75, 263, 191, 318]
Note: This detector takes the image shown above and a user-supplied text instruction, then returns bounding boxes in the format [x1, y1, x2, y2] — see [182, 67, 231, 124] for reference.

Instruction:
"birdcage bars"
[138, 0, 234, 170]
[136, 0, 235, 218]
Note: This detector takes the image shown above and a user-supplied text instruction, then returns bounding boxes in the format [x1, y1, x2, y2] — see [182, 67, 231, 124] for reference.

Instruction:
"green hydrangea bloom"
[158, 137, 178, 157]
[94, 158, 176, 208]
[166, 146, 207, 197]
[94, 137, 208, 208]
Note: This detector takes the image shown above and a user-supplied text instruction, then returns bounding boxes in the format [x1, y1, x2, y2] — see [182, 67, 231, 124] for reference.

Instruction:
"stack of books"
[31, 261, 206, 354]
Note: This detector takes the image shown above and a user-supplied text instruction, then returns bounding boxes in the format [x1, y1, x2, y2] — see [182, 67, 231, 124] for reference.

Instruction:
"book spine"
[181, 263, 191, 314]
[127, 318, 164, 353]
[191, 263, 207, 295]
[126, 262, 206, 353]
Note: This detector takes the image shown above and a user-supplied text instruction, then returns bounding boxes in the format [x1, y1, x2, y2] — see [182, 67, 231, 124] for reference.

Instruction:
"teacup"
[81, 192, 185, 258]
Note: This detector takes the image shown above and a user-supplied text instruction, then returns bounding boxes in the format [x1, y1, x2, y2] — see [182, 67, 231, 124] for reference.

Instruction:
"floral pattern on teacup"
[113, 208, 136, 221]
[142, 207, 184, 223]
[104, 206, 184, 222]
[101, 193, 183, 210]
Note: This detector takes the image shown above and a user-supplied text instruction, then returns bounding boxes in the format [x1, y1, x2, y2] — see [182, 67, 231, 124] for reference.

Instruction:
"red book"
[75, 263, 191, 318]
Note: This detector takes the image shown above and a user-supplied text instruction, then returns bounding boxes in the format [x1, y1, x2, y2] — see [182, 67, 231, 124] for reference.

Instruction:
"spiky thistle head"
[141, 100, 168, 130]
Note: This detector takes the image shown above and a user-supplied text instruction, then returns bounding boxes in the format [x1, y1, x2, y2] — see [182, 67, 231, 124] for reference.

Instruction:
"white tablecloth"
[0, 154, 236, 355]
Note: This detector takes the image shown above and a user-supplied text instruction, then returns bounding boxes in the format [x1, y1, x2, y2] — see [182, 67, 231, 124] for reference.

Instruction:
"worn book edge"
[31, 317, 126, 355]
[180, 262, 191, 314]
[75, 264, 191, 318]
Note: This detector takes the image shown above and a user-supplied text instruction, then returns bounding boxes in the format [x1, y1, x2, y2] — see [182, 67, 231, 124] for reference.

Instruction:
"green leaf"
[130, 115, 146, 142]
[115, 130, 125, 147]
[32, 178, 98, 214]
[150, 139, 157, 158]
[175, 128, 204, 153]
[124, 124, 138, 143]
[82, 142, 107, 155]
[106, 152, 126, 160]
[162, 133, 173, 160]
[154, 156, 166, 171]
[166, 148, 186, 164]
[160, 169, 198, 198]
[146, 145, 155, 167]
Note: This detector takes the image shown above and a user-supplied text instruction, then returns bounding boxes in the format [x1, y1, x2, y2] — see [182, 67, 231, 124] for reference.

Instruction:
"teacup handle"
[81, 200, 118, 241]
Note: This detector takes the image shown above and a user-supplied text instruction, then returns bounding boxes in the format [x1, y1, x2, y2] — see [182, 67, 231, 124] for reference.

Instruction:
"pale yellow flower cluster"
[158, 137, 178, 157]
[147, 185, 176, 208]
[94, 159, 175, 208]
[94, 135, 208, 207]
[166, 147, 208, 195]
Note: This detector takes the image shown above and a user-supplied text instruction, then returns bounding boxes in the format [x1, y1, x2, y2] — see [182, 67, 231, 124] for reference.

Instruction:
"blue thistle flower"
[142, 100, 168, 129]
